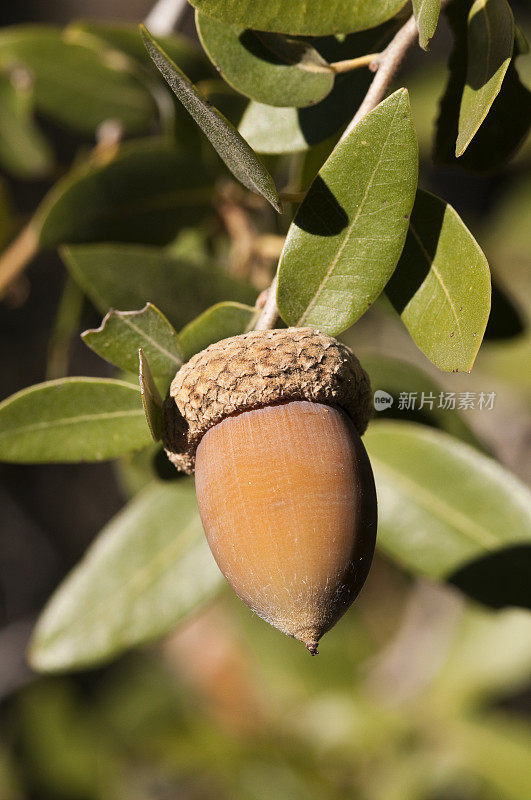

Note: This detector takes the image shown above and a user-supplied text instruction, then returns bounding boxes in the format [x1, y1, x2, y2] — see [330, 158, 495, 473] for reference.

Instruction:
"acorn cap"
[163, 327, 372, 474]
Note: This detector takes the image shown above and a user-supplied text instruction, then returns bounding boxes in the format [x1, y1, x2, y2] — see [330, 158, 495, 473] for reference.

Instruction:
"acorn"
[163, 328, 377, 655]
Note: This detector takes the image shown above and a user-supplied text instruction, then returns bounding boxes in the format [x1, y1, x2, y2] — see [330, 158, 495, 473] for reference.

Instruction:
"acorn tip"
[306, 641, 319, 656]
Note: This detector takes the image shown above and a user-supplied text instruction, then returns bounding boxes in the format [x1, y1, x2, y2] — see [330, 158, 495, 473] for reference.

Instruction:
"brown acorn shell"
[163, 327, 372, 474]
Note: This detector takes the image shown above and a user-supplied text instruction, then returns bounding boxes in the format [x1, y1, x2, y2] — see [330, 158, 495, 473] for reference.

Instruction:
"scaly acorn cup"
[162, 328, 377, 655]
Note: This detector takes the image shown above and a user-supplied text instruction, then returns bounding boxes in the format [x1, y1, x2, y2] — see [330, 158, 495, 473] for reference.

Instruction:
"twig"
[254, 10, 428, 331]
[254, 273, 279, 331]
[330, 53, 380, 73]
[0, 223, 39, 299]
[144, 0, 189, 35]
[340, 14, 420, 141]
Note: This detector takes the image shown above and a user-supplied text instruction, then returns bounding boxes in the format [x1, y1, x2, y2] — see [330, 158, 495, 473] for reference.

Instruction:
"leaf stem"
[0, 223, 39, 299]
[279, 190, 307, 203]
[329, 53, 381, 73]
[340, 14, 421, 141]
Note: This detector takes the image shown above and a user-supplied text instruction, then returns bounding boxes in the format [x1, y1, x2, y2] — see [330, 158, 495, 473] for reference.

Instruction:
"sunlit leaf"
[365, 422, 531, 596]
[277, 89, 418, 335]
[37, 139, 213, 248]
[386, 190, 490, 372]
[138, 348, 163, 441]
[0, 378, 151, 463]
[29, 481, 222, 671]
[0, 25, 155, 133]
[188, 0, 408, 36]
[180, 301, 257, 359]
[456, 0, 515, 156]
[196, 13, 334, 108]
[0, 68, 53, 179]
[62, 243, 255, 329]
[412, 0, 441, 50]
[82, 303, 183, 385]
[141, 25, 281, 212]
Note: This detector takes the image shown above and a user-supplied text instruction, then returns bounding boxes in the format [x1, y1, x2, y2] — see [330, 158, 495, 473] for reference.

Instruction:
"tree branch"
[340, 13, 421, 141]
[0, 223, 39, 299]
[253, 273, 279, 331]
[254, 10, 429, 331]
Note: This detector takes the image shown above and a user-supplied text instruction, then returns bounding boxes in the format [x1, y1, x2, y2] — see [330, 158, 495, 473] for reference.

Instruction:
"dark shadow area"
[153, 447, 181, 480]
[434, 0, 531, 172]
[466, 0, 512, 90]
[484, 281, 526, 340]
[449, 544, 531, 610]
[386, 192, 446, 314]
[238, 30, 306, 66]
[294, 175, 348, 236]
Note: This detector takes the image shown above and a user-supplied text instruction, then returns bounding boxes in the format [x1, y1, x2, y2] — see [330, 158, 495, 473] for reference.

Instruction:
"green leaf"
[361, 353, 484, 449]
[385, 190, 490, 373]
[141, 25, 281, 212]
[239, 102, 315, 153]
[196, 12, 334, 108]
[239, 23, 397, 153]
[62, 243, 256, 329]
[29, 481, 223, 671]
[514, 24, 529, 57]
[435, 0, 530, 172]
[82, 303, 183, 386]
[66, 20, 211, 81]
[0, 378, 151, 463]
[277, 89, 418, 335]
[0, 25, 155, 133]
[0, 68, 53, 179]
[189, 0, 408, 36]
[179, 301, 257, 359]
[364, 421, 531, 582]
[37, 139, 213, 249]
[412, 0, 441, 50]
[139, 348, 162, 441]
[452, 717, 531, 800]
[456, 0, 514, 157]
[436, 606, 531, 704]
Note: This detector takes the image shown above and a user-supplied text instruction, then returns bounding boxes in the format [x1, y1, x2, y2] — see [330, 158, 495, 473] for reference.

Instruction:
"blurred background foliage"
[0, 1, 530, 798]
